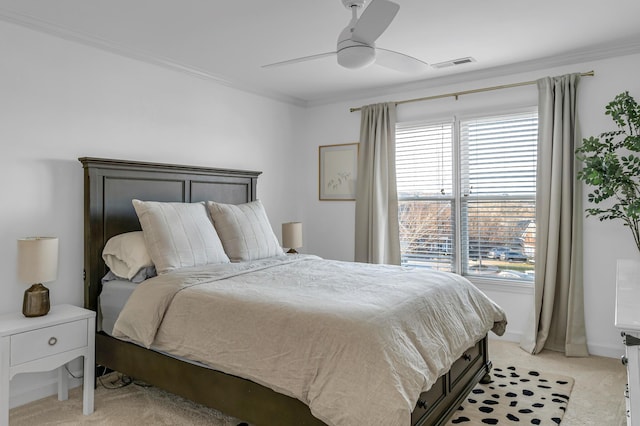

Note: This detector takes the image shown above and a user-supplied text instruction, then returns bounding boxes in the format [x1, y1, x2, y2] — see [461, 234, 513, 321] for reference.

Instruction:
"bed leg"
[480, 373, 492, 384]
[480, 356, 493, 384]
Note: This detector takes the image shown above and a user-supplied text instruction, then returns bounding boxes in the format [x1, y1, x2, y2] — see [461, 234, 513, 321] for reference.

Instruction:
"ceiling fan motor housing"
[337, 19, 375, 69]
[337, 41, 375, 69]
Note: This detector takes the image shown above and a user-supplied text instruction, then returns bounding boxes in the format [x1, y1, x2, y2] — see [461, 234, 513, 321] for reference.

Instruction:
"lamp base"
[22, 283, 50, 317]
[286, 248, 298, 254]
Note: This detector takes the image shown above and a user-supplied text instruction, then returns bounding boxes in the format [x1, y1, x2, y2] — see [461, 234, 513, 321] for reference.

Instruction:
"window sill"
[465, 276, 534, 295]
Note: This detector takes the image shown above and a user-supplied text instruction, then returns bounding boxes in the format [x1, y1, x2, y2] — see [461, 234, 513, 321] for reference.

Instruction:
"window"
[396, 111, 537, 282]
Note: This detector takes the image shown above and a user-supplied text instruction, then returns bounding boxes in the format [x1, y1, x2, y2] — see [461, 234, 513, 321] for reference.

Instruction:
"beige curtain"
[520, 73, 589, 356]
[354, 102, 401, 265]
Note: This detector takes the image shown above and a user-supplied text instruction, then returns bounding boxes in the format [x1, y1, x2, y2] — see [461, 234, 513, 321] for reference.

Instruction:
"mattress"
[98, 279, 138, 335]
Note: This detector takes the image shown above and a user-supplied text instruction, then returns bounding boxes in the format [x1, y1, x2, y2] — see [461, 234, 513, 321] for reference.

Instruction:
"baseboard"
[490, 331, 523, 343]
[489, 333, 623, 359]
[9, 369, 83, 409]
[587, 342, 624, 359]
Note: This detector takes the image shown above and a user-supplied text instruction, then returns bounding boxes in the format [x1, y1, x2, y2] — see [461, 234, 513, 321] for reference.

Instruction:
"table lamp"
[282, 222, 303, 254]
[17, 237, 58, 317]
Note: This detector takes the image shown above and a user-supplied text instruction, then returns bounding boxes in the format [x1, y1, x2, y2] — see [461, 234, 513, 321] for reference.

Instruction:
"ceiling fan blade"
[375, 48, 430, 73]
[262, 52, 336, 68]
[352, 0, 400, 44]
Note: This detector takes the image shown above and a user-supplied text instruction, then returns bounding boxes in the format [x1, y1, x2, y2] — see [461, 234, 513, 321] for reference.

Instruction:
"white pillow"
[102, 231, 154, 281]
[132, 200, 229, 274]
[207, 200, 284, 262]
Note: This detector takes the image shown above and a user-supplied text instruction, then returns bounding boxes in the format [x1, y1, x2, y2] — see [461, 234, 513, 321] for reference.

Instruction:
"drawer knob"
[463, 353, 472, 362]
[48, 337, 57, 346]
[417, 399, 428, 409]
[621, 356, 628, 366]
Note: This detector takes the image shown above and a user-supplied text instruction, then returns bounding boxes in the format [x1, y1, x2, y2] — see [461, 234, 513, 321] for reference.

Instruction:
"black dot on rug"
[528, 371, 540, 376]
[556, 380, 568, 385]
[538, 385, 551, 389]
[468, 398, 477, 404]
[473, 389, 486, 394]
[479, 406, 494, 413]
[451, 416, 471, 423]
[520, 378, 530, 382]
[523, 389, 534, 396]
[506, 413, 520, 421]
[481, 419, 499, 425]
[483, 399, 499, 405]
[552, 417, 561, 424]
[507, 366, 516, 370]
[491, 394, 500, 399]
[531, 419, 541, 425]
[510, 401, 518, 407]
[552, 393, 569, 400]
[506, 392, 517, 398]
[519, 409, 533, 414]
[532, 403, 544, 408]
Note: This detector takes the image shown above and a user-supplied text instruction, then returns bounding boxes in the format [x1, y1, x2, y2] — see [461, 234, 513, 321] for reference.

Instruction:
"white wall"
[298, 53, 640, 359]
[0, 20, 304, 407]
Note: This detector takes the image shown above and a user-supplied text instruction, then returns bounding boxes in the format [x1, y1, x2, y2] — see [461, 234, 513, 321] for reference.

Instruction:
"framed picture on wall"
[319, 142, 359, 201]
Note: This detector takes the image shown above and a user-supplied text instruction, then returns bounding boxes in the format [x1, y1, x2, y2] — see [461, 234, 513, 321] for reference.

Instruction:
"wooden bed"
[79, 156, 493, 426]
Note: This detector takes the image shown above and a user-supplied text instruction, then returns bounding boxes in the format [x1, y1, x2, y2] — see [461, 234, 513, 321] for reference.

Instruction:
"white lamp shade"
[17, 237, 59, 284]
[282, 222, 303, 249]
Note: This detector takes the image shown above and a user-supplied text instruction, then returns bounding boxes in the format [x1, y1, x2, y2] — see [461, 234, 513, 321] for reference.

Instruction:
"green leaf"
[577, 91, 640, 252]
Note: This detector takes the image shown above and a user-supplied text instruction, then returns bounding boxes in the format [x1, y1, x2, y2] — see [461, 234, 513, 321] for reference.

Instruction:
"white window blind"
[396, 111, 538, 282]
[397, 121, 455, 272]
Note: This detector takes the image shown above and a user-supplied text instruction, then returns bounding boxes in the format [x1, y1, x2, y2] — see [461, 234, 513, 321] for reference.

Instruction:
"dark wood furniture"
[80, 157, 492, 426]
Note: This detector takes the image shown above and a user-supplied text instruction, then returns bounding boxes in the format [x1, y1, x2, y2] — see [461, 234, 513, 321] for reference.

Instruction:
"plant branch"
[577, 91, 640, 253]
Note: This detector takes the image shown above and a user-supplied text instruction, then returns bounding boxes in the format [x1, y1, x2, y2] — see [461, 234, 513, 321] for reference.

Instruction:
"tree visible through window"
[396, 111, 537, 282]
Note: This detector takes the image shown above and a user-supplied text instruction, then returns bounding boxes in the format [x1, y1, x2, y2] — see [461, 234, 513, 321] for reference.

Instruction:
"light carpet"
[445, 365, 574, 425]
[10, 374, 247, 425]
[11, 365, 573, 425]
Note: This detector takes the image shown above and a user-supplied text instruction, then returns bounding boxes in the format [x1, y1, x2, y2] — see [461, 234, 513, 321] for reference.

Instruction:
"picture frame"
[319, 142, 359, 201]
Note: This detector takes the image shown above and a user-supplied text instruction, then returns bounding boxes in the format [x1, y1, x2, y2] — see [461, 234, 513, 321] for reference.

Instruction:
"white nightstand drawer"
[10, 319, 88, 366]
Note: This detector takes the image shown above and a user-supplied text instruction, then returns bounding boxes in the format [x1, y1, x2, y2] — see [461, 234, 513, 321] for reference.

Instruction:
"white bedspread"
[113, 255, 507, 426]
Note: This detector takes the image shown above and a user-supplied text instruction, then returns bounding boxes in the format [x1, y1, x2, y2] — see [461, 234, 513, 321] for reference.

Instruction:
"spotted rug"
[445, 365, 574, 425]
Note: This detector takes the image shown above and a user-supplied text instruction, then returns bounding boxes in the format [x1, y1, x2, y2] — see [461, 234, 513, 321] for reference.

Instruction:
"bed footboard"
[96, 332, 490, 426]
[412, 337, 491, 426]
[96, 332, 326, 425]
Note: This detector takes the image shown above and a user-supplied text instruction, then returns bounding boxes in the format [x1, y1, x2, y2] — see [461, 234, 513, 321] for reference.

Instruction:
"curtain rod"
[349, 70, 595, 113]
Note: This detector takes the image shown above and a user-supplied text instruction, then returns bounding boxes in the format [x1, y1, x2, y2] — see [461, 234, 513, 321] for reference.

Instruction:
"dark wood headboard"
[79, 157, 261, 311]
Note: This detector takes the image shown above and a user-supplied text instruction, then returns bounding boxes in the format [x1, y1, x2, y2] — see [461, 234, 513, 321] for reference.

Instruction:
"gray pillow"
[133, 200, 229, 274]
[206, 200, 284, 262]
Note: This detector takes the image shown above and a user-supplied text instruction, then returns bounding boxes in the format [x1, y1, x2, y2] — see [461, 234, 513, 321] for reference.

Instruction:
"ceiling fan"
[262, 0, 429, 73]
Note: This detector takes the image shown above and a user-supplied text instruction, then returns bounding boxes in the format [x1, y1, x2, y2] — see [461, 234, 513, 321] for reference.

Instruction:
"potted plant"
[576, 91, 640, 252]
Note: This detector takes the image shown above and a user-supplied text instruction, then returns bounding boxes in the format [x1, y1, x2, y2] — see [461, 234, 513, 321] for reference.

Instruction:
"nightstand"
[0, 304, 95, 426]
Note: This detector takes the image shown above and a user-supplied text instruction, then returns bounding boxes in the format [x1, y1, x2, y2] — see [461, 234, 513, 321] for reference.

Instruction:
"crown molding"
[0, 7, 307, 108]
[308, 37, 640, 108]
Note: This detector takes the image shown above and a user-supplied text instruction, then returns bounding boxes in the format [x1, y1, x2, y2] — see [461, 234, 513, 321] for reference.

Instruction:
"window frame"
[396, 106, 538, 287]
